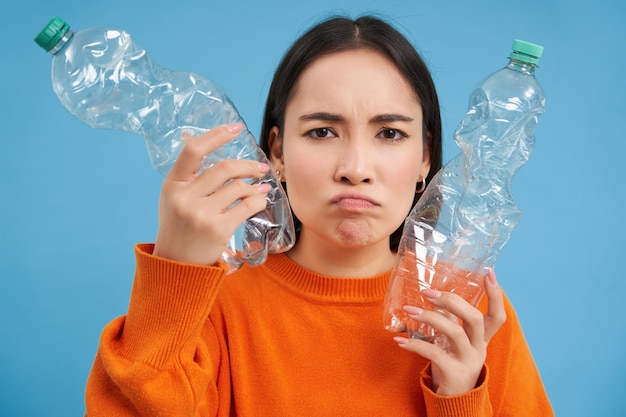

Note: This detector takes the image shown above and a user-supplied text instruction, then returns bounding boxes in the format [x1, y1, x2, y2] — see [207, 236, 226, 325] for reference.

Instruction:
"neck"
[286, 230, 396, 278]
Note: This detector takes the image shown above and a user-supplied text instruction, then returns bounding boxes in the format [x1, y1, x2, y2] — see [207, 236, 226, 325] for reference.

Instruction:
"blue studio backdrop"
[1, 0, 624, 416]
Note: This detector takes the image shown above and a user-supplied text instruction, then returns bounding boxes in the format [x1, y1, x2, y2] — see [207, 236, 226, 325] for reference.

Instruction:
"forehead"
[287, 48, 421, 116]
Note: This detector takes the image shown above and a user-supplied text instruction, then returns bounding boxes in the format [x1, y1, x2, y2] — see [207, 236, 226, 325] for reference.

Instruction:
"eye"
[305, 127, 337, 139]
[377, 128, 408, 141]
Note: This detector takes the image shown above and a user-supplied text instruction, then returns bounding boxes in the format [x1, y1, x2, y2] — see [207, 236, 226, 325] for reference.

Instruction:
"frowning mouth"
[331, 194, 379, 210]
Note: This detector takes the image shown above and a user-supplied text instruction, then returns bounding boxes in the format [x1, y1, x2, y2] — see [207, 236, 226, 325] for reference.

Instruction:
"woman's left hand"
[394, 269, 506, 396]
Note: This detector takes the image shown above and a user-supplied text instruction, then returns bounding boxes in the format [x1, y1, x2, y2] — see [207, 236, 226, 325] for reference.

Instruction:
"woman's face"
[270, 48, 430, 254]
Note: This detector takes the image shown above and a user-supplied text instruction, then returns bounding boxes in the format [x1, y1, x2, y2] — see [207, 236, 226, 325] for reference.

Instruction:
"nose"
[334, 138, 374, 185]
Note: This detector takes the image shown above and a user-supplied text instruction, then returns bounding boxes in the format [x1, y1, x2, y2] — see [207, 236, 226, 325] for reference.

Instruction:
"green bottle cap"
[34, 17, 70, 52]
[509, 39, 544, 65]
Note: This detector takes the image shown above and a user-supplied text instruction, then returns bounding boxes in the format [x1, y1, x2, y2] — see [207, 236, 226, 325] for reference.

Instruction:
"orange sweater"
[85, 244, 553, 416]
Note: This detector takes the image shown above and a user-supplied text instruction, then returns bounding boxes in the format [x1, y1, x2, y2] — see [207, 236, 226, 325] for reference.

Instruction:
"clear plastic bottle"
[383, 40, 546, 351]
[34, 17, 295, 272]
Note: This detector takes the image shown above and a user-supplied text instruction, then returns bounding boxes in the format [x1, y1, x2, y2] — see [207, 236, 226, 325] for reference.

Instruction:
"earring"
[275, 170, 282, 181]
[416, 177, 427, 194]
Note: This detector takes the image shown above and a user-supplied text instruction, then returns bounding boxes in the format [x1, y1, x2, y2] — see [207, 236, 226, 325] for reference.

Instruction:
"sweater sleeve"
[485, 293, 554, 416]
[85, 244, 230, 417]
[420, 365, 492, 416]
[419, 292, 553, 417]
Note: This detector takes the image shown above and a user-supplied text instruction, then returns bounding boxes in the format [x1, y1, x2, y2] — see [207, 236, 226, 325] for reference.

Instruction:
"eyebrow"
[298, 112, 414, 123]
[299, 112, 344, 122]
[370, 114, 414, 123]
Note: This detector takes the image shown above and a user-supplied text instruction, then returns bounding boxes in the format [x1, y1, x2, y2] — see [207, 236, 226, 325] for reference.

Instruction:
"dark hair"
[260, 15, 443, 251]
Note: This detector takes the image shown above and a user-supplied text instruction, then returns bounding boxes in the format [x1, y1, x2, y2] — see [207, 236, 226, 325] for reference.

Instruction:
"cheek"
[283, 152, 318, 187]
[281, 147, 324, 208]
[388, 155, 424, 209]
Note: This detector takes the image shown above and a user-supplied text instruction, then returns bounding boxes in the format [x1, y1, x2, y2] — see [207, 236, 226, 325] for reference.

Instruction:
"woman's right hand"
[153, 123, 272, 265]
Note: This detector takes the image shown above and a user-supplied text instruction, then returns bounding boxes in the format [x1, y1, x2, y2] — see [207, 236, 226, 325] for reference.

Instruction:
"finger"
[165, 181, 270, 248]
[168, 124, 244, 181]
[483, 269, 506, 342]
[394, 335, 448, 363]
[402, 305, 473, 356]
[216, 184, 271, 231]
[421, 289, 485, 351]
[210, 178, 270, 215]
[191, 159, 270, 198]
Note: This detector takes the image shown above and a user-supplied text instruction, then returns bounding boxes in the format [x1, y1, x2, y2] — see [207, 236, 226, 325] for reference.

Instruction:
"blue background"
[1, 0, 624, 416]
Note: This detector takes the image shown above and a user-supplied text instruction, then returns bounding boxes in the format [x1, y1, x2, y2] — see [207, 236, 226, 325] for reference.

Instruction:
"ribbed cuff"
[421, 363, 492, 417]
[120, 243, 228, 368]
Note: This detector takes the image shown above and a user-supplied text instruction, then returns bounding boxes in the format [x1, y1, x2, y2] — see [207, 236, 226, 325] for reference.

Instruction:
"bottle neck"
[49, 29, 74, 55]
[506, 58, 537, 75]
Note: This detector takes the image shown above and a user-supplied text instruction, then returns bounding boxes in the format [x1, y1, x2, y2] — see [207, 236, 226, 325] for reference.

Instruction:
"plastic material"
[35, 17, 295, 272]
[383, 40, 546, 351]
[509, 39, 544, 65]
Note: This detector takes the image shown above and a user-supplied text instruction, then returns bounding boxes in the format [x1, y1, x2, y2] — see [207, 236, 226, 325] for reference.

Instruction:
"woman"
[85, 15, 553, 416]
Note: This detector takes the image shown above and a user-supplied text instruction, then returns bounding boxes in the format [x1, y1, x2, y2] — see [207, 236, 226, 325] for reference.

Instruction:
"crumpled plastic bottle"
[34, 17, 295, 272]
[383, 40, 546, 351]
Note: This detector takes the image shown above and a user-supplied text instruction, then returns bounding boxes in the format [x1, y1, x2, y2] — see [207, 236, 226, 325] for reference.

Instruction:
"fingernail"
[421, 288, 441, 299]
[257, 183, 272, 193]
[258, 163, 270, 173]
[227, 123, 244, 133]
[393, 336, 409, 345]
[403, 306, 424, 315]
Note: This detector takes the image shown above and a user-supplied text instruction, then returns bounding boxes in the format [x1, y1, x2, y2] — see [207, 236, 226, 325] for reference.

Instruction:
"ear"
[419, 132, 432, 181]
[268, 126, 285, 179]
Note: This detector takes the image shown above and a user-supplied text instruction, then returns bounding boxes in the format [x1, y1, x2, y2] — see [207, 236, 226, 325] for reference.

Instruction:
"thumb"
[483, 269, 506, 342]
